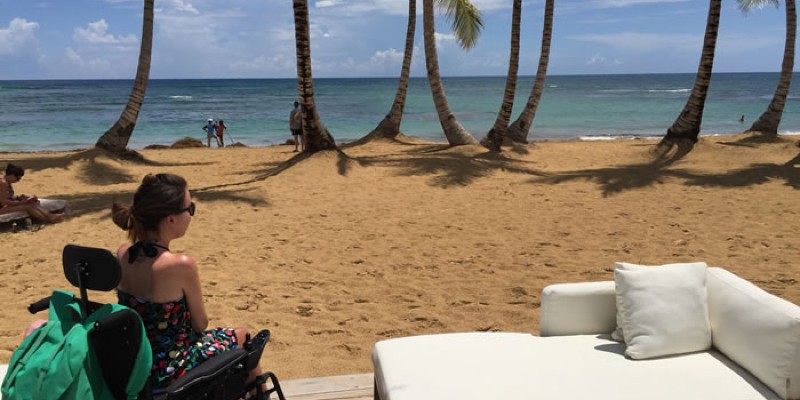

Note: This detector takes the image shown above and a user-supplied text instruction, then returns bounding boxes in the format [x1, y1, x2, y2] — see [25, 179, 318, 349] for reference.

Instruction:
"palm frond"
[435, 0, 484, 49]
[737, 0, 780, 13]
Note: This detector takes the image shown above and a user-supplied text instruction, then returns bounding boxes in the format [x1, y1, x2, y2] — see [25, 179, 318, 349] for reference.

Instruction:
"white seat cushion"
[373, 332, 779, 400]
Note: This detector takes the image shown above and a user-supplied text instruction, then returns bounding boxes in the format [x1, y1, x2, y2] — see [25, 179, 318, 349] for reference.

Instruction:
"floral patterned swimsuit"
[118, 291, 239, 389]
[117, 242, 239, 389]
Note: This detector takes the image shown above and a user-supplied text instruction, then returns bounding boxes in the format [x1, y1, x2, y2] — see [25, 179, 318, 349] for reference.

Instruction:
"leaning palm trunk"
[353, 0, 416, 145]
[95, 0, 154, 153]
[748, 0, 795, 136]
[423, 0, 477, 145]
[293, 0, 336, 153]
[481, 0, 522, 152]
[506, 0, 554, 144]
[660, 0, 721, 145]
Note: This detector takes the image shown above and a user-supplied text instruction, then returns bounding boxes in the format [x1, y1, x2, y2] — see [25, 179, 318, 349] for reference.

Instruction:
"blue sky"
[0, 0, 793, 80]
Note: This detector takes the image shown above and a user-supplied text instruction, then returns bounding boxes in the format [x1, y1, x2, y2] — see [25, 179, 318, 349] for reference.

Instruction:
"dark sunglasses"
[177, 202, 195, 217]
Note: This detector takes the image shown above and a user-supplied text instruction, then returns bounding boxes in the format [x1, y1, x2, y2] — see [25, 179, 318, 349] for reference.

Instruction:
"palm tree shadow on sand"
[675, 152, 800, 190]
[11, 149, 262, 220]
[530, 140, 695, 197]
[531, 141, 800, 195]
[353, 145, 547, 188]
[18, 148, 214, 186]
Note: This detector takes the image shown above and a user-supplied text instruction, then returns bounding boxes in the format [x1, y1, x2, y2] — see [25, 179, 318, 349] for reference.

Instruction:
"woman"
[0, 163, 64, 224]
[111, 173, 264, 389]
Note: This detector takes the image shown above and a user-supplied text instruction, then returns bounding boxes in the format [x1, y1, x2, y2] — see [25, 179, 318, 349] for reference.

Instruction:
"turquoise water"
[1, 73, 798, 151]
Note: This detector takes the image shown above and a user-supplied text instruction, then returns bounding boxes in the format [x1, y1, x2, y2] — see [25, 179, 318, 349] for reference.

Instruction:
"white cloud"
[371, 48, 403, 64]
[310, 0, 508, 17]
[587, 54, 605, 65]
[316, 0, 341, 8]
[588, 0, 689, 8]
[468, 0, 509, 11]
[65, 47, 112, 71]
[164, 0, 199, 15]
[0, 18, 39, 55]
[717, 33, 781, 52]
[435, 32, 456, 47]
[571, 32, 699, 52]
[74, 20, 138, 45]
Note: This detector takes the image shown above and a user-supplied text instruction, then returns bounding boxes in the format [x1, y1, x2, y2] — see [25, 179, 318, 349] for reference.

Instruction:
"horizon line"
[0, 70, 792, 82]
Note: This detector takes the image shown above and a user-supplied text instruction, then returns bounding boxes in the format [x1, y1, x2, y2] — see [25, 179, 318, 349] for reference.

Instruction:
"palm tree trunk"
[481, 0, 522, 152]
[353, 0, 416, 145]
[507, 0, 554, 144]
[748, 0, 795, 136]
[95, 0, 154, 154]
[423, 0, 477, 145]
[293, 0, 336, 153]
[661, 0, 721, 145]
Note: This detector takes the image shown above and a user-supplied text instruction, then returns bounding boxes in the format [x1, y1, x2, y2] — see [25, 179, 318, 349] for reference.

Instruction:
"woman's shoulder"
[158, 252, 198, 275]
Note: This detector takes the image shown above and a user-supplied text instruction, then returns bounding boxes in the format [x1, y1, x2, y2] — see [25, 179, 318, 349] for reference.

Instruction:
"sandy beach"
[0, 134, 798, 380]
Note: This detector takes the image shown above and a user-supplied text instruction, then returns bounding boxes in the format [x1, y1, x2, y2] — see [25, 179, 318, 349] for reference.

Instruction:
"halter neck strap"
[128, 241, 170, 263]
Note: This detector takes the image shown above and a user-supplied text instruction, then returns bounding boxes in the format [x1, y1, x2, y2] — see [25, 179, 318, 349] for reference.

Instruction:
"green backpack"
[1, 289, 152, 400]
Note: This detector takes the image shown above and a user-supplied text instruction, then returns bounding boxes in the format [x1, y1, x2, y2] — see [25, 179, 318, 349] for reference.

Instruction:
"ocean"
[1, 72, 798, 152]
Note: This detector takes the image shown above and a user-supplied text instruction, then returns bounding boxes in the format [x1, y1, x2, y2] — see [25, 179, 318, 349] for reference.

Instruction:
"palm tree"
[293, 0, 336, 152]
[506, 0, 554, 144]
[739, 0, 796, 136]
[659, 0, 721, 147]
[423, 0, 483, 146]
[95, 0, 154, 155]
[351, 0, 416, 145]
[481, 0, 522, 152]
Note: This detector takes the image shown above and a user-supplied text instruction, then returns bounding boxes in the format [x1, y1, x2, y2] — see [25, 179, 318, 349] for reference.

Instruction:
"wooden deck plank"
[279, 373, 373, 400]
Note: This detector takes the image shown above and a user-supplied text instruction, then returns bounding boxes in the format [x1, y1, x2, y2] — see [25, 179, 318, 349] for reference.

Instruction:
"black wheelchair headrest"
[62, 244, 121, 292]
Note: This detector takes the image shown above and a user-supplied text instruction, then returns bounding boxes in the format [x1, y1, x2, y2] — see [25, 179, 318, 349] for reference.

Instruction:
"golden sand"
[0, 134, 798, 379]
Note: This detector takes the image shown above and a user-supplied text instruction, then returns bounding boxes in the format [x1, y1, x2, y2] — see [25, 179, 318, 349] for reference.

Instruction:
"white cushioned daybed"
[372, 263, 800, 400]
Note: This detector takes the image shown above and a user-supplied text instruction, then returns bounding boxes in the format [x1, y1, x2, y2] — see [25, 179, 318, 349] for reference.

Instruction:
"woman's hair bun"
[111, 203, 132, 230]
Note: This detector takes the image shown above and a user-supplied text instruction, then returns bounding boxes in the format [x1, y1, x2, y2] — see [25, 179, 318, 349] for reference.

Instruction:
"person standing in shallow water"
[111, 173, 266, 389]
[289, 101, 304, 152]
[203, 118, 220, 147]
[215, 119, 227, 147]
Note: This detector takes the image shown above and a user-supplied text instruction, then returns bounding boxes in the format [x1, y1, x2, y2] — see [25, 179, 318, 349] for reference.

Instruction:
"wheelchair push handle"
[28, 297, 52, 314]
[28, 295, 107, 316]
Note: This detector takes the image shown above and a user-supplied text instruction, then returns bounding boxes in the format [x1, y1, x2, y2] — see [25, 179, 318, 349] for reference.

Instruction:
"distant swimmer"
[739, 115, 745, 123]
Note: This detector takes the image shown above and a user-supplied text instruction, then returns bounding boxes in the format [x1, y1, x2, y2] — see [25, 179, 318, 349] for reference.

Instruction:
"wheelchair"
[25, 244, 286, 400]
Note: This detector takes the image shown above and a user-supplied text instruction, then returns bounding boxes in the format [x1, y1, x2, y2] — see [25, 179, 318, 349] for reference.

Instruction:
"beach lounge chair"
[2, 244, 286, 400]
[372, 263, 800, 400]
[0, 198, 70, 230]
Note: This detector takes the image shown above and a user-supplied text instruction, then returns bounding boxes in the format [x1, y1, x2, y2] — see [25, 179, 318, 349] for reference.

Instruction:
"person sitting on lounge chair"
[0, 164, 65, 224]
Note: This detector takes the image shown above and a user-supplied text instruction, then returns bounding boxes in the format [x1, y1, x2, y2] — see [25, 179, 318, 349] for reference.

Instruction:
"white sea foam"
[578, 135, 659, 141]
[647, 88, 690, 93]
[169, 95, 193, 101]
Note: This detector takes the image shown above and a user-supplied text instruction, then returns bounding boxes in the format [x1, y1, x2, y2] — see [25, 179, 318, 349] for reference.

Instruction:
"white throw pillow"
[614, 261, 711, 359]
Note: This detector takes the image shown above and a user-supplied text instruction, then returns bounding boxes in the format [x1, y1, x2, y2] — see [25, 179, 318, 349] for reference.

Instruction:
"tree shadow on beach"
[13, 148, 214, 186]
[47, 184, 269, 221]
[354, 147, 547, 188]
[717, 132, 793, 149]
[530, 146, 799, 196]
[674, 152, 800, 190]
[528, 141, 695, 197]
[199, 149, 361, 192]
